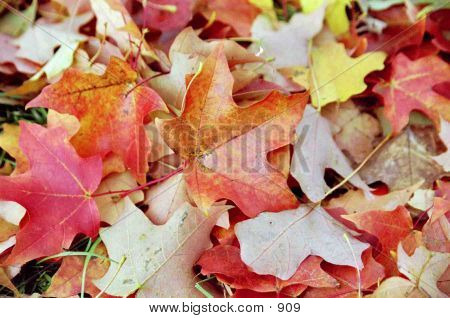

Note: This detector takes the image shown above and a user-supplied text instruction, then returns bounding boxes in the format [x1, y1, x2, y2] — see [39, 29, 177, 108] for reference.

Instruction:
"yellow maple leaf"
[249, 0, 277, 21]
[326, 0, 351, 35]
[310, 41, 386, 108]
[0, 124, 29, 174]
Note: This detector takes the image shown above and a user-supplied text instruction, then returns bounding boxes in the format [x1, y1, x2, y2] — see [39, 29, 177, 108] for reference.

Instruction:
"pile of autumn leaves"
[0, 0, 449, 298]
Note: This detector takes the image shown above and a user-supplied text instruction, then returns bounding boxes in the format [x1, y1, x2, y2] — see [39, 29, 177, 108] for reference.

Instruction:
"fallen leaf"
[94, 198, 230, 297]
[374, 54, 450, 134]
[26, 57, 166, 184]
[0, 34, 38, 74]
[0, 124, 29, 174]
[198, 0, 260, 36]
[397, 244, 449, 298]
[44, 243, 109, 298]
[433, 118, 450, 172]
[94, 172, 144, 225]
[322, 101, 382, 164]
[158, 46, 307, 216]
[249, 6, 325, 68]
[235, 204, 369, 280]
[304, 248, 385, 297]
[13, 13, 91, 65]
[170, 27, 263, 66]
[365, 5, 426, 57]
[310, 41, 386, 107]
[291, 105, 371, 202]
[144, 172, 188, 225]
[371, 276, 427, 298]
[0, 122, 102, 265]
[142, 0, 195, 31]
[198, 245, 338, 293]
[325, 182, 422, 214]
[360, 127, 444, 191]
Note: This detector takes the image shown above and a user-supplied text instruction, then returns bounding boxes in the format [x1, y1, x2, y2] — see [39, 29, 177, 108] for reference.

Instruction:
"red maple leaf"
[0, 122, 102, 265]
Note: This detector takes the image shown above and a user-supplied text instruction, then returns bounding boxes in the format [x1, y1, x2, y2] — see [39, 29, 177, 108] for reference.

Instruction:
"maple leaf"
[325, 182, 422, 214]
[0, 122, 102, 265]
[374, 54, 450, 134]
[90, 0, 158, 63]
[0, 34, 38, 74]
[343, 206, 413, 276]
[249, 5, 325, 68]
[432, 118, 450, 172]
[427, 9, 450, 53]
[142, 0, 195, 31]
[0, 201, 25, 255]
[343, 206, 413, 252]
[396, 244, 449, 298]
[198, 245, 338, 293]
[94, 198, 230, 297]
[144, 173, 188, 225]
[310, 41, 386, 107]
[170, 27, 263, 66]
[44, 244, 109, 298]
[93, 172, 144, 225]
[304, 249, 385, 298]
[198, 0, 260, 37]
[26, 57, 166, 184]
[365, 5, 426, 57]
[158, 45, 307, 216]
[235, 205, 369, 280]
[371, 276, 428, 298]
[322, 101, 382, 164]
[0, 267, 19, 297]
[13, 12, 92, 65]
[291, 106, 371, 202]
[0, 124, 29, 174]
[360, 126, 444, 191]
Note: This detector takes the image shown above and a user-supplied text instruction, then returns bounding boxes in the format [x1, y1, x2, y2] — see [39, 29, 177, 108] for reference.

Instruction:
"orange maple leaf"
[159, 46, 308, 217]
[26, 57, 167, 183]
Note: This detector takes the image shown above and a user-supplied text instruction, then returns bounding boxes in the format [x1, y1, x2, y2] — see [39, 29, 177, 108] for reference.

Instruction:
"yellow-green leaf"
[310, 41, 386, 108]
[301, 0, 325, 13]
[325, 0, 351, 35]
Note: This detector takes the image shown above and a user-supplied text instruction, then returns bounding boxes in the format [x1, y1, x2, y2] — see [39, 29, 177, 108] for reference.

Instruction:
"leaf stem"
[91, 166, 183, 199]
[323, 133, 392, 198]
